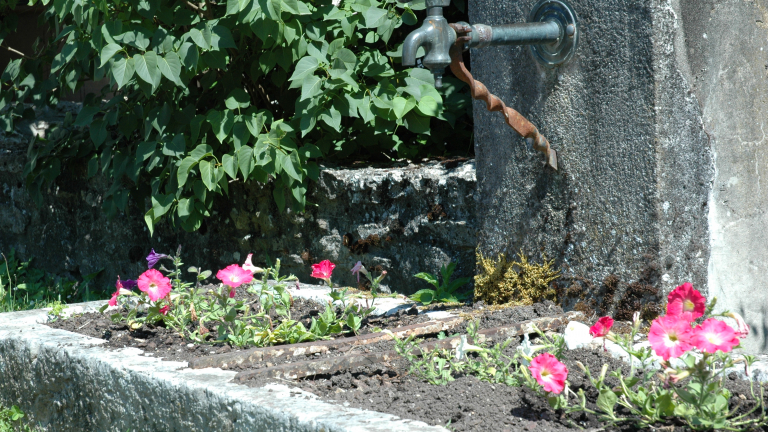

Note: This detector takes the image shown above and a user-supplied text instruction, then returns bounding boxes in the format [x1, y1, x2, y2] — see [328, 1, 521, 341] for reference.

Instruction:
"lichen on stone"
[474, 250, 561, 306]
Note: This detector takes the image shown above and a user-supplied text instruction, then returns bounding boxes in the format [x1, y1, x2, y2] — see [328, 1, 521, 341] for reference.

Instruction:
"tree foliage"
[0, 0, 471, 233]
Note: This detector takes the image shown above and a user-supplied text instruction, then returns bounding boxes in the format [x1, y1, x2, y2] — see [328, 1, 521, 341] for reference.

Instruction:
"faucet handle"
[425, 0, 451, 7]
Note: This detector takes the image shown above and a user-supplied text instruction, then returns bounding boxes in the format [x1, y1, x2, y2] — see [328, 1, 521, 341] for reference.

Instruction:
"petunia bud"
[725, 312, 750, 339]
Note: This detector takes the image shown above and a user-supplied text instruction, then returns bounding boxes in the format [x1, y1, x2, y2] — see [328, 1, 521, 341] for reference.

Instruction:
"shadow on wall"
[0, 125, 478, 297]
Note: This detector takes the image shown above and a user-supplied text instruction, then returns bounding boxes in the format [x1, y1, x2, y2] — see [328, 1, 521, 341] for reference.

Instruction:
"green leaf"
[232, 120, 251, 148]
[199, 160, 216, 191]
[158, 52, 183, 86]
[238, 145, 255, 178]
[596, 389, 618, 414]
[135, 52, 159, 85]
[301, 76, 323, 101]
[245, 111, 266, 136]
[151, 193, 175, 218]
[402, 8, 418, 25]
[190, 144, 214, 161]
[222, 153, 238, 179]
[90, 119, 108, 146]
[281, 0, 300, 14]
[418, 95, 440, 116]
[404, 111, 431, 134]
[207, 110, 235, 143]
[112, 57, 135, 88]
[100, 43, 123, 68]
[414, 272, 439, 289]
[392, 96, 414, 119]
[289, 56, 319, 82]
[203, 51, 227, 70]
[136, 141, 156, 161]
[163, 134, 186, 158]
[177, 157, 199, 187]
[87, 155, 99, 179]
[189, 28, 211, 50]
[300, 144, 322, 159]
[51, 43, 77, 73]
[211, 25, 237, 50]
[410, 289, 435, 305]
[179, 42, 199, 70]
[225, 88, 251, 109]
[364, 7, 389, 28]
[75, 106, 100, 126]
[177, 198, 194, 218]
[319, 107, 341, 132]
[273, 184, 285, 212]
[226, 0, 241, 15]
[279, 152, 302, 182]
[333, 48, 356, 71]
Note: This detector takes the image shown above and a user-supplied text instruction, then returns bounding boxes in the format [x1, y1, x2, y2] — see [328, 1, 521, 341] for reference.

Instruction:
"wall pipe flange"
[528, 0, 579, 67]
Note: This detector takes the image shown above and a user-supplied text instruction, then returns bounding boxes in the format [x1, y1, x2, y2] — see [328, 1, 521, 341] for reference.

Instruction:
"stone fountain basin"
[0, 287, 448, 432]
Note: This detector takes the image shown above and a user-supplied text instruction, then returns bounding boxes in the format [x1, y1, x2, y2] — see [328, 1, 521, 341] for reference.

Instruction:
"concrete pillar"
[470, 0, 767, 352]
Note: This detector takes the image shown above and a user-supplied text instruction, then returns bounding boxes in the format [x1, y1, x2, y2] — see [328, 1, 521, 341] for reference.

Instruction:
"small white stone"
[563, 321, 593, 350]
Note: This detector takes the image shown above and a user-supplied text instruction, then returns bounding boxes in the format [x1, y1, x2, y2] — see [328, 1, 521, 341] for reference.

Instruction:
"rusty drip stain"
[449, 24, 558, 170]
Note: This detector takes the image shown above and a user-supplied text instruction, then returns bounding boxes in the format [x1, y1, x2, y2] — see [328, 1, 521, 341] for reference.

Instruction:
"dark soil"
[256, 344, 768, 432]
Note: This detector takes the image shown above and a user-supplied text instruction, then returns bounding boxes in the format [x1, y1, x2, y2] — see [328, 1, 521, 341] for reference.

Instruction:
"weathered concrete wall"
[677, 0, 768, 353]
[0, 110, 477, 296]
[470, 0, 768, 352]
[0, 303, 444, 432]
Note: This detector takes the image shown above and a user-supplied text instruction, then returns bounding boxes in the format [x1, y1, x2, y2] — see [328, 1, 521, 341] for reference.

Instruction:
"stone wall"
[0, 108, 477, 296]
[470, 0, 768, 352]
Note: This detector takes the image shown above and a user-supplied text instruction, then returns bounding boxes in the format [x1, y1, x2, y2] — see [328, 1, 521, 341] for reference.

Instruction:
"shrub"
[474, 250, 560, 305]
[0, 0, 471, 233]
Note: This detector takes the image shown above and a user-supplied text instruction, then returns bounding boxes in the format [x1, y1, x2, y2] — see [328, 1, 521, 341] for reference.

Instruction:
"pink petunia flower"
[589, 316, 614, 337]
[692, 318, 740, 354]
[648, 315, 693, 360]
[109, 276, 124, 307]
[242, 253, 264, 274]
[529, 353, 568, 394]
[666, 282, 706, 322]
[725, 312, 750, 339]
[311, 260, 335, 286]
[351, 261, 366, 283]
[216, 264, 254, 293]
[159, 305, 170, 316]
[137, 269, 173, 302]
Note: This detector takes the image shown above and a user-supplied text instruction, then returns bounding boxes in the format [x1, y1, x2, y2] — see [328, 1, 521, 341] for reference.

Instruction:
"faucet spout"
[400, 6, 456, 87]
[402, 29, 427, 67]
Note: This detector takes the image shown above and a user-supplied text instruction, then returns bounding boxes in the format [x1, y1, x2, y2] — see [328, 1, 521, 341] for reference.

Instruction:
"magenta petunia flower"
[216, 264, 254, 290]
[146, 249, 169, 269]
[137, 269, 172, 302]
[311, 260, 335, 286]
[529, 353, 568, 394]
[589, 316, 614, 338]
[159, 305, 170, 315]
[692, 318, 740, 354]
[242, 253, 264, 274]
[666, 282, 706, 322]
[648, 315, 693, 360]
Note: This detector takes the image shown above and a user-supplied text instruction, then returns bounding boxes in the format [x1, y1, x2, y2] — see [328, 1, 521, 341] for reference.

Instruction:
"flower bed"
[30, 246, 768, 431]
[235, 283, 768, 431]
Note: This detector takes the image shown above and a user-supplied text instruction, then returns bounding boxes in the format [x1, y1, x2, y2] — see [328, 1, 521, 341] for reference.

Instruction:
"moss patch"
[474, 250, 560, 306]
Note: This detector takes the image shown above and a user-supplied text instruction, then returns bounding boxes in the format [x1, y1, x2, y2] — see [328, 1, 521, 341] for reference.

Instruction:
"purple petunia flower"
[122, 279, 138, 289]
[146, 249, 169, 269]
